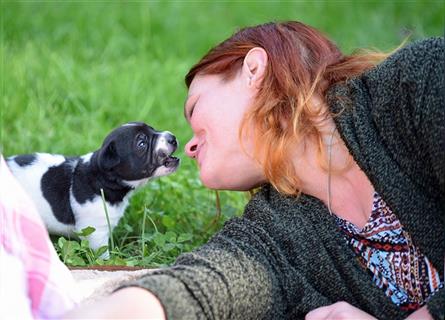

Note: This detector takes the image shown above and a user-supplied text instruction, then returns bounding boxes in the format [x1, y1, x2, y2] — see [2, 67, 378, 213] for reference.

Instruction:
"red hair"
[185, 21, 388, 196]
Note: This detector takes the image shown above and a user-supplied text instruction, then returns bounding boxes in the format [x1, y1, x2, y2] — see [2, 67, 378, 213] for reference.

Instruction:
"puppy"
[6, 122, 180, 258]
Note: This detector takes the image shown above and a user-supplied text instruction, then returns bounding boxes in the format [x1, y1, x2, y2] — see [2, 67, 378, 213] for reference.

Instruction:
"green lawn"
[1, 1, 443, 266]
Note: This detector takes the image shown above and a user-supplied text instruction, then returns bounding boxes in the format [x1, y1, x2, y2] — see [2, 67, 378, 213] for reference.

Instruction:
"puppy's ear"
[98, 141, 120, 171]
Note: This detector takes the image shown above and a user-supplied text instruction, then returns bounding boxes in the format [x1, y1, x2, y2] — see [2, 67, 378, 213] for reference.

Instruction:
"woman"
[65, 21, 444, 319]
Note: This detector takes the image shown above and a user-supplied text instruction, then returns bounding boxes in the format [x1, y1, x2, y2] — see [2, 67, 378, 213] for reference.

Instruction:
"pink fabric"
[0, 155, 78, 319]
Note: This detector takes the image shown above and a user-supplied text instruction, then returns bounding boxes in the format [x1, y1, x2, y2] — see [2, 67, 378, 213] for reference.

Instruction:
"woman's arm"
[66, 206, 294, 319]
[63, 287, 166, 319]
[120, 216, 290, 319]
[66, 189, 336, 319]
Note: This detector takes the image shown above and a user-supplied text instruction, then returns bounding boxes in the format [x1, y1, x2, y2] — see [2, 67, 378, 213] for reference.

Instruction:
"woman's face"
[184, 73, 266, 190]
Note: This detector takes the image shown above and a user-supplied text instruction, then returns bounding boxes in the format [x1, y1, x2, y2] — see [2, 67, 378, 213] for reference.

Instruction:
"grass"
[1, 1, 444, 267]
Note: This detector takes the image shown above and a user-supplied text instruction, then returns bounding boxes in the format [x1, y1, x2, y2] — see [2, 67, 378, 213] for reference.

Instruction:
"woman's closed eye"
[185, 94, 200, 122]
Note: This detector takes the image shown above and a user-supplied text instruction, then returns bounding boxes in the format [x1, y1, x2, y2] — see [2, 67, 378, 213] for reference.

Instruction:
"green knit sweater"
[126, 37, 445, 320]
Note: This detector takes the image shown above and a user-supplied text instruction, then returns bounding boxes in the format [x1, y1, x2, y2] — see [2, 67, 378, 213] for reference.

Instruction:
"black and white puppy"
[6, 122, 179, 258]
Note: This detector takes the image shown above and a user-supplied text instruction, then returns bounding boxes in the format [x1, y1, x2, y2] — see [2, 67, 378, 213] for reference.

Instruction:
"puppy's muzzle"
[156, 132, 180, 168]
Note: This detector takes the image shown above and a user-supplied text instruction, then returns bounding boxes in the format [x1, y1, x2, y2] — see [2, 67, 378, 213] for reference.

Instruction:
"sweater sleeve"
[117, 189, 336, 320]
[363, 37, 445, 320]
[119, 215, 288, 320]
[128, 219, 285, 319]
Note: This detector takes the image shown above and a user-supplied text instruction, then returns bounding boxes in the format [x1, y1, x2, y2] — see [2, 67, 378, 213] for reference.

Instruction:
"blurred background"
[1, 1, 444, 266]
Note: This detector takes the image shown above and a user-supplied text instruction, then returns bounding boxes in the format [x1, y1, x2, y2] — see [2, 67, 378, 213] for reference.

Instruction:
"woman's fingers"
[305, 301, 377, 320]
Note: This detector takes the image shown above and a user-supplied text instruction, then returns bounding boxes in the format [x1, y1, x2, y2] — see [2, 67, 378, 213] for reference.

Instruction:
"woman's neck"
[291, 116, 374, 228]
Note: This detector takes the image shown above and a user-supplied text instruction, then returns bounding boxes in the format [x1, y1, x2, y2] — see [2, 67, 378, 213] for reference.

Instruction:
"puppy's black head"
[97, 122, 180, 186]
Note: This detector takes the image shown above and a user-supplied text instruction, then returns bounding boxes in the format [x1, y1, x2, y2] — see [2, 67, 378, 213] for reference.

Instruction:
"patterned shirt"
[335, 192, 443, 311]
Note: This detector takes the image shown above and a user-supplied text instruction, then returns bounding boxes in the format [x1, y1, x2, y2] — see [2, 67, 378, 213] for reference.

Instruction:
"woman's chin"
[199, 171, 228, 190]
[199, 165, 265, 191]
[199, 173, 224, 190]
[199, 173, 254, 191]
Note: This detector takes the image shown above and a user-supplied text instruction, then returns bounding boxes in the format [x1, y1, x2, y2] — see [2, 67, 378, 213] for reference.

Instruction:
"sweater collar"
[326, 79, 444, 273]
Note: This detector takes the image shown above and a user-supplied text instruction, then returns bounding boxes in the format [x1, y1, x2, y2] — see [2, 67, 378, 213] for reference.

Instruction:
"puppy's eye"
[137, 140, 147, 149]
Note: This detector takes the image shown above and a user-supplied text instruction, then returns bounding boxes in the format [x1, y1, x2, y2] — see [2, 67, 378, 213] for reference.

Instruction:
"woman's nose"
[185, 137, 198, 158]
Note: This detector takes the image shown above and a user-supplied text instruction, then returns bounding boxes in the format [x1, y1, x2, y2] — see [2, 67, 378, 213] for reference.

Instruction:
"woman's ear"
[242, 47, 268, 87]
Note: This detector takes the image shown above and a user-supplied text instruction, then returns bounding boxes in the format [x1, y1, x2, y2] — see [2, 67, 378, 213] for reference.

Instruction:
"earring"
[248, 76, 253, 86]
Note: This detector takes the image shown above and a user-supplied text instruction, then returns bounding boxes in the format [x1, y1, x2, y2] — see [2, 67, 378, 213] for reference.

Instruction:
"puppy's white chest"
[70, 193, 130, 250]
[71, 195, 128, 229]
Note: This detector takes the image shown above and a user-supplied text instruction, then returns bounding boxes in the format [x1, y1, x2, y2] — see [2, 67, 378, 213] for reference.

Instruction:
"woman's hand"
[404, 305, 433, 320]
[305, 301, 377, 320]
[306, 302, 434, 320]
[63, 286, 166, 319]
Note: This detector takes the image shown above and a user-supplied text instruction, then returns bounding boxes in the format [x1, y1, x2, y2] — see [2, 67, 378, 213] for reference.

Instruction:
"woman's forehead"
[189, 74, 223, 93]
